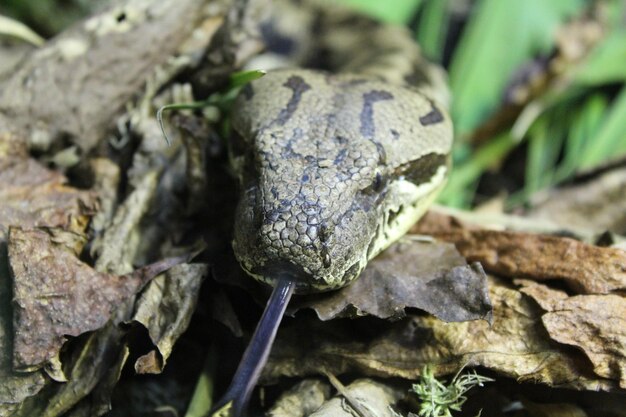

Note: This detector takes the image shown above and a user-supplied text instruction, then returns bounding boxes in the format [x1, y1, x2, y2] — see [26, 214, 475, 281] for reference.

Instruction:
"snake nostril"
[321, 247, 331, 268]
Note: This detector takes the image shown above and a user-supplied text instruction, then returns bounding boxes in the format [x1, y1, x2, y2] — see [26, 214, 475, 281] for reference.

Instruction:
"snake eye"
[372, 172, 384, 192]
[360, 171, 387, 197]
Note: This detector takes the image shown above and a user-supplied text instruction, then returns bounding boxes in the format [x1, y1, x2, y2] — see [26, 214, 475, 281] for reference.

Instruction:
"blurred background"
[2, 0, 625, 211]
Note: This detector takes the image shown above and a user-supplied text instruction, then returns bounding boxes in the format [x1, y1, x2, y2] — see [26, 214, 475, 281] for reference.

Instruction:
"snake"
[212, 1, 453, 415]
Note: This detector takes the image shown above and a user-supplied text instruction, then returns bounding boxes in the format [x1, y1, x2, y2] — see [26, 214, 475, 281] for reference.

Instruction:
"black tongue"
[210, 277, 296, 417]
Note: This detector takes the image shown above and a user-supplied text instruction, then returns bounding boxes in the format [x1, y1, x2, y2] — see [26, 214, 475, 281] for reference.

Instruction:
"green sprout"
[411, 365, 493, 417]
[157, 69, 265, 145]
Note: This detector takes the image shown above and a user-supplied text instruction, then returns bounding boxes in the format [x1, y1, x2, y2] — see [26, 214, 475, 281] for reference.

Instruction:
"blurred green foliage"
[340, 0, 626, 209]
[0, 0, 97, 37]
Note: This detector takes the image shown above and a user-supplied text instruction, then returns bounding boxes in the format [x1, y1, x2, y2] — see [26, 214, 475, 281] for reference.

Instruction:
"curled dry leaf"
[12, 325, 130, 417]
[132, 263, 208, 374]
[413, 212, 626, 294]
[8, 227, 191, 370]
[517, 279, 626, 388]
[266, 277, 613, 391]
[294, 240, 493, 323]
[0, 137, 98, 410]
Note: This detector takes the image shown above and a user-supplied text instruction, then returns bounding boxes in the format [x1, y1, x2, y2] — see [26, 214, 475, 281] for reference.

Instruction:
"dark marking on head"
[259, 21, 297, 55]
[360, 90, 393, 139]
[390, 129, 400, 140]
[319, 224, 329, 243]
[373, 141, 387, 164]
[387, 205, 403, 226]
[264, 209, 280, 224]
[280, 128, 305, 159]
[404, 63, 430, 86]
[419, 103, 444, 126]
[334, 148, 348, 165]
[395, 153, 448, 186]
[241, 83, 254, 100]
[277, 76, 311, 125]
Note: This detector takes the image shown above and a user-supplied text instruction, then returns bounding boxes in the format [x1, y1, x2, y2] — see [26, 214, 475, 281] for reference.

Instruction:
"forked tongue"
[210, 277, 296, 417]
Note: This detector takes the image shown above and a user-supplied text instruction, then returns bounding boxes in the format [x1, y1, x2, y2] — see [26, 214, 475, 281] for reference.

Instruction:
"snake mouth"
[250, 259, 319, 293]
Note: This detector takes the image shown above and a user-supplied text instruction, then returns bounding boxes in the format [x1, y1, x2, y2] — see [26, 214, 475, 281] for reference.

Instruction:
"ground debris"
[308, 379, 402, 417]
[132, 263, 208, 374]
[518, 279, 626, 388]
[413, 211, 626, 294]
[267, 379, 331, 417]
[8, 227, 191, 371]
[266, 276, 615, 391]
[294, 240, 492, 323]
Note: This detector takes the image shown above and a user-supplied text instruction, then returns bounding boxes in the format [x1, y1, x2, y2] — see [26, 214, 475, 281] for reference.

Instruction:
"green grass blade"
[415, 0, 450, 62]
[579, 86, 626, 169]
[449, 0, 584, 137]
[336, 0, 423, 24]
[573, 29, 626, 86]
[228, 69, 266, 89]
[556, 93, 608, 180]
[0, 14, 44, 45]
[439, 133, 517, 207]
[184, 346, 216, 417]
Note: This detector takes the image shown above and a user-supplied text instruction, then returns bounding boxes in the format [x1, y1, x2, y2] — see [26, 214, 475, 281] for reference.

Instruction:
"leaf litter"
[2, 0, 626, 416]
[8, 226, 194, 371]
[293, 240, 492, 323]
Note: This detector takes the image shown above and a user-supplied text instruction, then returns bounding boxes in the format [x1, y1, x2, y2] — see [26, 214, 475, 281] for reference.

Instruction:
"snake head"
[230, 69, 452, 293]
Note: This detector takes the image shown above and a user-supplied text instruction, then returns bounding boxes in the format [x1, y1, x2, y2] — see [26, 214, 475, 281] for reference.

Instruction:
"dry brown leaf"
[132, 263, 208, 374]
[0, 149, 97, 243]
[294, 240, 492, 323]
[309, 379, 402, 417]
[11, 323, 131, 417]
[267, 379, 331, 417]
[0, 136, 98, 410]
[266, 277, 613, 391]
[8, 227, 190, 370]
[517, 279, 626, 388]
[413, 212, 626, 294]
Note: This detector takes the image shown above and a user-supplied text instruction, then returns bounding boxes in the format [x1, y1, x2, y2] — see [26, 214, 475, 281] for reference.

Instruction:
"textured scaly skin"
[231, 69, 452, 292]
[212, 2, 455, 415]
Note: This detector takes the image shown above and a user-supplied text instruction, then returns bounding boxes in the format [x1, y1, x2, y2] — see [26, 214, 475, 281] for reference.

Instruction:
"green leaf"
[525, 108, 568, 196]
[228, 69, 266, 90]
[439, 133, 517, 208]
[415, 0, 450, 62]
[157, 70, 265, 145]
[336, 0, 423, 24]
[448, 0, 585, 137]
[0, 14, 44, 45]
[556, 93, 608, 180]
[184, 347, 216, 417]
[579, 86, 626, 169]
[573, 29, 626, 86]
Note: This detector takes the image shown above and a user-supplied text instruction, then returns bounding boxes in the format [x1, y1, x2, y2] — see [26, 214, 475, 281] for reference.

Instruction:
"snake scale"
[213, 1, 453, 415]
